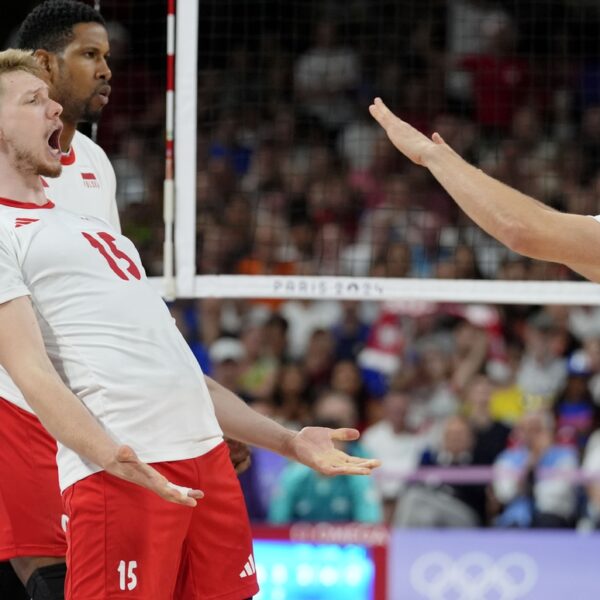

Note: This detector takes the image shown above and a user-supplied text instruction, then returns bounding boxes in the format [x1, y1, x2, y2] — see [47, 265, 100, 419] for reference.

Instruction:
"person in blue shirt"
[269, 390, 383, 523]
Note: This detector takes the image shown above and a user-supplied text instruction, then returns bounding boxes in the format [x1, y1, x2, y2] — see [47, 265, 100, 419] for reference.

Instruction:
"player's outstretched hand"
[369, 97, 444, 166]
[287, 427, 381, 476]
[104, 445, 204, 507]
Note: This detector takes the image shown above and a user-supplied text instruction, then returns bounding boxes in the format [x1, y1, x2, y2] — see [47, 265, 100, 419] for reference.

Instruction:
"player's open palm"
[289, 427, 381, 476]
[369, 97, 437, 166]
[105, 445, 204, 507]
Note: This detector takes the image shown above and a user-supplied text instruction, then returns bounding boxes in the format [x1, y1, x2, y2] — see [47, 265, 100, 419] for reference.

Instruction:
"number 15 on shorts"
[118, 560, 138, 591]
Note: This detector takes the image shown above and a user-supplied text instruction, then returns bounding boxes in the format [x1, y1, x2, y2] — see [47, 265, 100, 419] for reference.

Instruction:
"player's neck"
[59, 121, 77, 153]
[0, 160, 49, 206]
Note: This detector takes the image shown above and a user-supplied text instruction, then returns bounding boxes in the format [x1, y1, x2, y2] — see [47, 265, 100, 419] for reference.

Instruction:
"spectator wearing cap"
[555, 350, 599, 449]
[209, 337, 251, 401]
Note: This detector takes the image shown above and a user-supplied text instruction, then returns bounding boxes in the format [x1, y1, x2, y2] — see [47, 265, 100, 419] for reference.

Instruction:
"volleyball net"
[86, 1, 600, 306]
[169, 0, 600, 304]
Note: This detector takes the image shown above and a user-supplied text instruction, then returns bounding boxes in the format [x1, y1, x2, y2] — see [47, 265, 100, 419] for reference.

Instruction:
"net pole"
[173, 0, 199, 298]
[162, 0, 176, 300]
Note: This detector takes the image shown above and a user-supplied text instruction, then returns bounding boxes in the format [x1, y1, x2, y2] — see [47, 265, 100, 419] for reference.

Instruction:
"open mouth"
[46, 124, 62, 157]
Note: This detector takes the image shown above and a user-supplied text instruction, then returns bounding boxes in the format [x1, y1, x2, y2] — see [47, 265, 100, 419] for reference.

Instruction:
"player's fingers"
[163, 482, 203, 507]
[330, 427, 360, 442]
[369, 97, 387, 125]
[344, 454, 381, 469]
[432, 132, 445, 144]
[234, 455, 252, 474]
[323, 464, 374, 476]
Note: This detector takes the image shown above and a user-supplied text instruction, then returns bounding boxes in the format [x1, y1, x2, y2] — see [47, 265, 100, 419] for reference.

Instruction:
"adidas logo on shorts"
[239, 554, 256, 578]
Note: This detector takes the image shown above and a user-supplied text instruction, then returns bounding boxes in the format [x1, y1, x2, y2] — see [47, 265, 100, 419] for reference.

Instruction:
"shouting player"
[0, 3, 116, 599]
[1, 3, 248, 600]
[0, 50, 379, 600]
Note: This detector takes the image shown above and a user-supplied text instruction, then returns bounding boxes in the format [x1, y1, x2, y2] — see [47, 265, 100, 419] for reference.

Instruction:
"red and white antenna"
[162, 0, 176, 299]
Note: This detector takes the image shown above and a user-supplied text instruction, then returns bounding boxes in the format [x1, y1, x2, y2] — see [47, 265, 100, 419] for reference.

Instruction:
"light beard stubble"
[12, 144, 62, 178]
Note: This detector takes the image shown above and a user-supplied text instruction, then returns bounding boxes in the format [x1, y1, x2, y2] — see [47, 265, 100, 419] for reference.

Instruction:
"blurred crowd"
[165, 0, 600, 530]
[169, 296, 600, 530]
[10, 0, 600, 529]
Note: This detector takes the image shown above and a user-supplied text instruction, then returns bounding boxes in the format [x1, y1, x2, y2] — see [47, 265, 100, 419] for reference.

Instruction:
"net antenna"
[161, 0, 177, 300]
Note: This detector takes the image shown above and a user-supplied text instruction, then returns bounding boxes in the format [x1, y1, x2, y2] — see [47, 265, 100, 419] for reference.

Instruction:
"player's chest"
[41, 165, 106, 216]
[15, 214, 141, 283]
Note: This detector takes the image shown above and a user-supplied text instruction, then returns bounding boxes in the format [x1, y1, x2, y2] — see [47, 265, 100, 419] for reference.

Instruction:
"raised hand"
[104, 445, 204, 507]
[286, 427, 381, 476]
[369, 97, 443, 166]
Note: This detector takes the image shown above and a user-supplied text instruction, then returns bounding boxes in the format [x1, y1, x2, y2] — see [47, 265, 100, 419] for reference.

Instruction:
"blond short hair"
[0, 49, 44, 95]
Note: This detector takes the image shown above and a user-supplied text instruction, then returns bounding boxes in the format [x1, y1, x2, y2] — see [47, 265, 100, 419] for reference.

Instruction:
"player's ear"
[32, 49, 57, 83]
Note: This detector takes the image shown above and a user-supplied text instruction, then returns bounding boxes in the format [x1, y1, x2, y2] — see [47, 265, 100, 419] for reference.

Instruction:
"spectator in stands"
[516, 311, 568, 405]
[580, 425, 600, 530]
[294, 20, 360, 131]
[362, 388, 431, 523]
[458, 12, 531, 135]
[493, 410, 578, 528]
[394, 415, 486, 527]
[268, 391, 382, 523]
[238, 318, 279, 403]
[330, 302, 370, 362]
[464, 374, 511, 464]
[554, 350, 598, 449]
[302, 328, 337, 392]
[272, 362, 311, 429]
[209, 337, 248, 397]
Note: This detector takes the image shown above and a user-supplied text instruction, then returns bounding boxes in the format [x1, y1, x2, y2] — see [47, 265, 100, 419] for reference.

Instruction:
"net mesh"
[92, 0, 167, 276]
[193, 0, 600, 285]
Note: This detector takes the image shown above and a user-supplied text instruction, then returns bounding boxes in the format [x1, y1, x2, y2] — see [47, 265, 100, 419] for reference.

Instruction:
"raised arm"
[0, 296, 201, 507]
[205, 376, 380, 476]
[369, 97, 600, 282]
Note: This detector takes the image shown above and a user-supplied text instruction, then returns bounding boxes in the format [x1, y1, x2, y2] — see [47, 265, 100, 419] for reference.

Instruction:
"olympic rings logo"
[409, 551, 538, 600]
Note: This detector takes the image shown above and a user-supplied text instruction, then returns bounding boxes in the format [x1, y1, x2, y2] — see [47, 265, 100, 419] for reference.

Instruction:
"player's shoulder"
[72, 130, 111, 163]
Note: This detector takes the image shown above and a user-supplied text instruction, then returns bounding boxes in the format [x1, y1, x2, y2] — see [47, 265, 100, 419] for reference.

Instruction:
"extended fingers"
[330, 427, 360, 442]
[164, 482, 204, 507]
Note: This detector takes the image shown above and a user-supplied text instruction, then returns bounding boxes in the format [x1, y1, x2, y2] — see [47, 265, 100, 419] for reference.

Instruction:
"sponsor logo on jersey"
[15, 217, 39, 228]
[239, 554, 256, 578]
[81, 171, 100, 189]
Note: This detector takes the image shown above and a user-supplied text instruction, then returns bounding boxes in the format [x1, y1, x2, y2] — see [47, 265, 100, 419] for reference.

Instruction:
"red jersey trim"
[0, 197, 55, 209]
[60, 147, 76, 166]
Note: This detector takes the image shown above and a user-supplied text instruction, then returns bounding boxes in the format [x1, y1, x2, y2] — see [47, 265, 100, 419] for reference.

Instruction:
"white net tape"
[148, 275, 600, 305]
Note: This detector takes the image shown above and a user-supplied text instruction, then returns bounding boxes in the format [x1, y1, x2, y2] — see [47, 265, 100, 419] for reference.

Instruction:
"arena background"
[5, 1, 600, 598]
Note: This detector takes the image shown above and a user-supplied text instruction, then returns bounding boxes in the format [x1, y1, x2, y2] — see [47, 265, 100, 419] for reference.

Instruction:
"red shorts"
[0, 398, 66, 560]
[62, 442, 258, 600]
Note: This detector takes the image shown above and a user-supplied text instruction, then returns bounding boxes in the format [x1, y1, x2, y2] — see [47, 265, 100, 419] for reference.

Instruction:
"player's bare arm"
[205, 376, 381, 475]
[0, 295, 202, 507]
[369, 97, 600, 282]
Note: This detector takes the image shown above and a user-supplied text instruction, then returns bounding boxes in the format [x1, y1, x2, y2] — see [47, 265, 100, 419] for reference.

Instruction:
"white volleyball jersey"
[0, 131, 122, 433]
[42, 130, 121, 231]
[0, 200, 222, 490]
